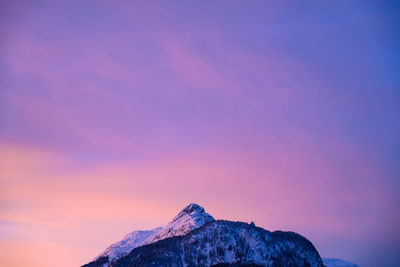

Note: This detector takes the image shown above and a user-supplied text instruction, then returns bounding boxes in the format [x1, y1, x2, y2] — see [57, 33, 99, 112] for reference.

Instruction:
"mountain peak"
[147, 203, 215, 243]
[88, 204, 214, 267]
[169, 203, 214, 226]
[180, 203, 205, 214]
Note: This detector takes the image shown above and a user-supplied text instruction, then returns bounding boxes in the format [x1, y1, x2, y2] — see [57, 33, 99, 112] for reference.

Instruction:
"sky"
[0, 1, 399, 266]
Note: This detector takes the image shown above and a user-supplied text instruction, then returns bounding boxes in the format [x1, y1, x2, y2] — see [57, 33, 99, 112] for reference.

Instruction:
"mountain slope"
[111, 220, 324, 267]
[92, 227, 162, 267]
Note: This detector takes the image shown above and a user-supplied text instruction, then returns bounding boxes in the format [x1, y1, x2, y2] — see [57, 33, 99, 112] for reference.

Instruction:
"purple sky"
[1, 1, 399, 266]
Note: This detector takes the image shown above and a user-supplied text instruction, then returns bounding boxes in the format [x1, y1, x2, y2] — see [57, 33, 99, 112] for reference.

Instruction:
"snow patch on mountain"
[323, 258, 359, 267]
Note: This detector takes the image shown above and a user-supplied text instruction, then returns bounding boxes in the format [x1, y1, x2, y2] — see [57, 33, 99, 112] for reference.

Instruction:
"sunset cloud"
[1, 1, 399, 266]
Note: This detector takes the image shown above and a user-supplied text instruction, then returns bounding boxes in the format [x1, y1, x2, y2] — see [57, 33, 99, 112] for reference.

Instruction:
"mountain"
[323, 258, 359, 267]
[111, 220, 324, 267]
[83, 203, 355, 267]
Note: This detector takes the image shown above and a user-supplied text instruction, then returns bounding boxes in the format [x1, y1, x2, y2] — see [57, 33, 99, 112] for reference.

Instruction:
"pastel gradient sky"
[1, 1, 399, 266]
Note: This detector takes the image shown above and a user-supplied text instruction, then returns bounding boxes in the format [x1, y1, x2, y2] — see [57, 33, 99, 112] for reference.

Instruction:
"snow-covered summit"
[88, 203, 214, 267]
[147, 203, 215, 243]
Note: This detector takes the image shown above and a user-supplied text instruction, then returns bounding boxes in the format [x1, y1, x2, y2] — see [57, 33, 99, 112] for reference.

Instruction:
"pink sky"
[1, 1, 399, 266]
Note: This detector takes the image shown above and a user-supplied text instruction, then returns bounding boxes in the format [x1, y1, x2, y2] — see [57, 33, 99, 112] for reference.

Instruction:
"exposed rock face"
[111, 220, 324, 267]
